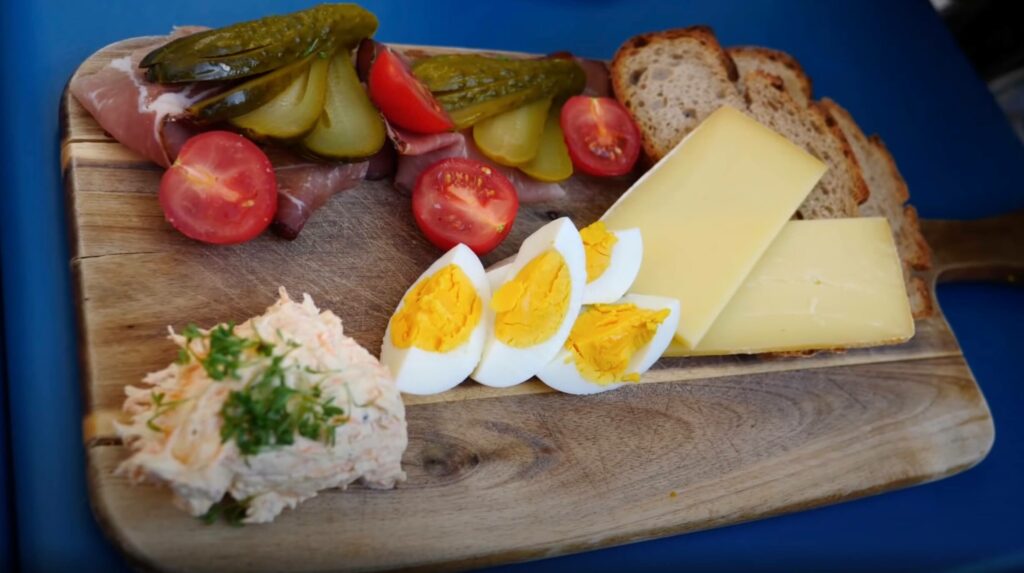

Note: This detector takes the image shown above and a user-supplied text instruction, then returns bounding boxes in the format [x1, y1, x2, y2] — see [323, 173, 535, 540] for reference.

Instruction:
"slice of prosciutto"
[268, 149, 369, 240]
[69, 27, 217, 167]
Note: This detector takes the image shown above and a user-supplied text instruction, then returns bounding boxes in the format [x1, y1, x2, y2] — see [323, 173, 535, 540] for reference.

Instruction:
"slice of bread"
[728, 46, 811, 106]
[742, 71, 868, 218]
[610, 26, 745, 161]
[820, 98, 934, 317]
[612, 29, 867, 219]
[611, 28, 933, 317]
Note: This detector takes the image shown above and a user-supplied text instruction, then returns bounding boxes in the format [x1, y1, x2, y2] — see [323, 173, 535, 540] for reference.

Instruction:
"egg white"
[582, 227, 643, 304]
[471, 217, 587, 388]
[537, 294, 680, 395]
[485, 259, 511, 293]
[381, 243, 490, 395]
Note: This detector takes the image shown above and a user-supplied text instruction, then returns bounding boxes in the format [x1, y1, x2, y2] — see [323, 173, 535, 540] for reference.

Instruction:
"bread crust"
[728, 46, 812, 102]
[611, 26, 741, 160]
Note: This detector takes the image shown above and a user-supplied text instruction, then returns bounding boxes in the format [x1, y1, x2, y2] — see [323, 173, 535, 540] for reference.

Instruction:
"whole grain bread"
[612, 29, 867, 219]
[610, 26, 745, 161]
[741, 70, 868, 218]
[728, 46, 812, 106]
[820, 98, 932, 270]
[820, 98, 934, 317]
[611, 27, 935, 319]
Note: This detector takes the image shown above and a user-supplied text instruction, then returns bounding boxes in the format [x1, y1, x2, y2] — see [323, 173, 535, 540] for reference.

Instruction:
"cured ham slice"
[69, 27, 216, 167]
[392, 128, 567, 203]
[267, 150, 369, 240]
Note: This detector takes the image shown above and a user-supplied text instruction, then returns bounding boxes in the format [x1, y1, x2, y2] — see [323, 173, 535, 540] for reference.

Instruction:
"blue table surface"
[2, 0, 1023, 571]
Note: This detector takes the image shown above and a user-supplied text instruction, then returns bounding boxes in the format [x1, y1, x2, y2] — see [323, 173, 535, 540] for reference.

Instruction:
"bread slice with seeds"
[610, 26, 745, 161]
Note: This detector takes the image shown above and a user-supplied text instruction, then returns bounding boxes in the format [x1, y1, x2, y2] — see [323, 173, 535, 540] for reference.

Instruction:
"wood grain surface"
[64, 38, 1005, 573]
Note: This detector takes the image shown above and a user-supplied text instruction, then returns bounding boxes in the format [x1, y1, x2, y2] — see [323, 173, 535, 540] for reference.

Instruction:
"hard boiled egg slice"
[538, 294, 680, 395]
[472, 217, 586, 387]
[580, 221, 643, 304]
[486, 261, 510, 293]
[381, 243, 490, 395]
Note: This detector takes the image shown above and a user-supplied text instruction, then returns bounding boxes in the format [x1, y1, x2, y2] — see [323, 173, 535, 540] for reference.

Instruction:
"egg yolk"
[580, 221, 618, 283]
[390, 264, 482, 352]
[491, 249, 571, 348]
[565, 303, 670, 384]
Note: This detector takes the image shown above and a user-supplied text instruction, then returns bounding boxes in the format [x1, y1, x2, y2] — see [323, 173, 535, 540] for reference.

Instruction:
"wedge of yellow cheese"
[601, 106, 826, 348]
[665, 218, 915, 356]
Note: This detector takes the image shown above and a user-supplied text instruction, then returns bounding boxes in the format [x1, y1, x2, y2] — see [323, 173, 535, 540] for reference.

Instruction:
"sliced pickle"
[518, 106, 573, 182]
[142, 4, 378, 83]
[230, 56, 329, 140]
[187, 55, 314, 123]
[473, 97, 551, 166]
[301, 51, 386, 160]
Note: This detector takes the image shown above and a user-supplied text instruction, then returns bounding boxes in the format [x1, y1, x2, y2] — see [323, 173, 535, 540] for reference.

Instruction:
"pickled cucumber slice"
[142, 4, 378, 83]
[473, 97, 551, 166]
[187, 55, 314, 123]
[518, 107, 573, 182]
[412, 55, 585, 128]
[230, 56, 330, 140]
[301, 51, 386, 160]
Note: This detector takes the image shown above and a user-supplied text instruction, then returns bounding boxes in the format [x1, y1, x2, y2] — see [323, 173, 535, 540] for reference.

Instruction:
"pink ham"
[577, 57, 611, 97]
[69, 28, 217, 167]
[391, 127, 567, 203]
[267, 149, 369, 240]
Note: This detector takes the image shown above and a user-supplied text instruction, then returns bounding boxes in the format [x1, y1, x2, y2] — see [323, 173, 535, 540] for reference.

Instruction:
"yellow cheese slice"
[665, 218, 915, 356]
[601, 106, 826, 348]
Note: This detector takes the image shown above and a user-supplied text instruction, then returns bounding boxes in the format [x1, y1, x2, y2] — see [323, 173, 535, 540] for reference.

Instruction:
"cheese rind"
[665, 218, 915, 356]
[601, 106, 826, 348]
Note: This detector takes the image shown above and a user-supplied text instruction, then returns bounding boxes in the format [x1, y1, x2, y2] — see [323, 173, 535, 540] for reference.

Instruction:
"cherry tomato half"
[412, 158, 519, 255]
[560, 95, 641, 177]
[159, 131, 277, 245]
[368, 47, 454, 134]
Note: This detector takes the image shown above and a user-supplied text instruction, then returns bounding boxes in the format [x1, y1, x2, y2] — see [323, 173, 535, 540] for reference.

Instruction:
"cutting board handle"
[922, 209, 1024, 283]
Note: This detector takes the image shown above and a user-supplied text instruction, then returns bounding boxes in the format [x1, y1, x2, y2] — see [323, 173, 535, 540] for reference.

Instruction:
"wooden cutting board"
[63, 38, 1019, 573]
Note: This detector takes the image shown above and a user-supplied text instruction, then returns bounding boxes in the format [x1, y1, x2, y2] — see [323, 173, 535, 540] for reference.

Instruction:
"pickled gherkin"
[518, 106, 573, 182]
[412, 55, 585, 129]
[187, 55, 315, 123]
[141, 4, 377, 83]
[230, 56, 330, 140]
[473, 97, 551, 166]
[301, 50, 386, 160]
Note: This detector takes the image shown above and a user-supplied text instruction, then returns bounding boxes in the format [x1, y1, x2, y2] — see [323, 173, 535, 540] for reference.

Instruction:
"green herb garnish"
[200, 496, 249, 526]
[175, 321, 348, 456]
[220, 354, 347, 456]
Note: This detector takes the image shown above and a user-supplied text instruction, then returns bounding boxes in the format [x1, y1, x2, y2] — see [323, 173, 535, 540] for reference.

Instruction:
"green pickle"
[142, 4, 377, 83]
[301, 50, 386, 160]
[518, 106, 573, 182]
[187, 55, 315, 123]
[230, 56, 330, 140]
[412, 55, 585, 129]
[473, 97, 551, 166]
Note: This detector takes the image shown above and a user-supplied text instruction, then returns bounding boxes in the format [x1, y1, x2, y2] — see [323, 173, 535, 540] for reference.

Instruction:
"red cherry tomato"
[412, 158, 519, 255]
[368, 47, 454, 134]
[560, 95, 641, 177]
[158, 131, 277, 245]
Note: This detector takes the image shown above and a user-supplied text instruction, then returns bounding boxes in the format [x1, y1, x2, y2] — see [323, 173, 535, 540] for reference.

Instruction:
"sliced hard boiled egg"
[381, 243, 490, 395]
[537, 294, 680, 395]
[485, 260, 511, 293]
[471, 217, 587, 387]
[580, 221, 643, 304]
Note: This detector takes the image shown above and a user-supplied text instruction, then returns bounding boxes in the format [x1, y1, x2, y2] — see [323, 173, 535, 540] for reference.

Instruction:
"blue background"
[2, 0, 1023, 571]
